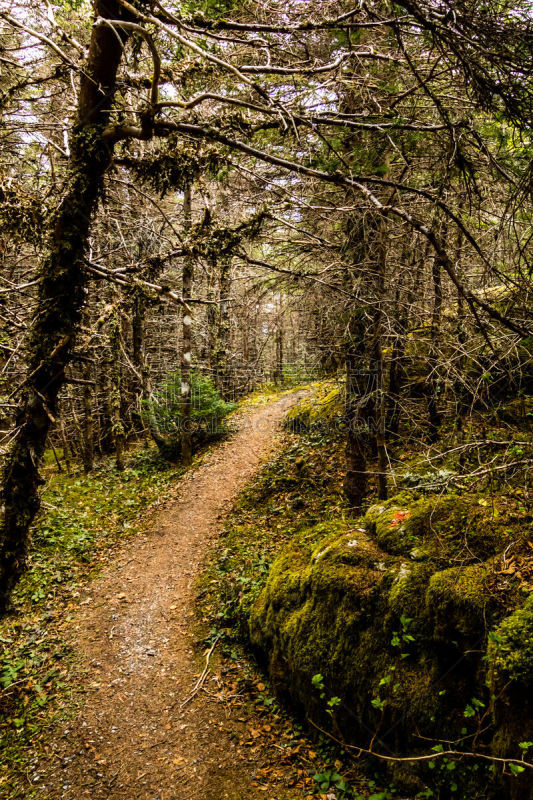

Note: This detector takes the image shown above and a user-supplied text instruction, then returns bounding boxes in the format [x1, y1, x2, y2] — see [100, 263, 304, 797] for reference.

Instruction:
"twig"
[307, 717, 533, 771]
[180, 634, 220, 708]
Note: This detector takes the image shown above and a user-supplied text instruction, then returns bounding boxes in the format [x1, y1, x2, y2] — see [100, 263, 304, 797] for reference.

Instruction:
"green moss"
[202, 411, 532, 797]
[489, 594, 533, 684]
[427, 563, 495, 639]
[388, 561, 433, 617]
[365, 492, 475, 556]
[284, 379, 344, 430]
[365, 492, 507, 561]
[250, 524, 392, 713]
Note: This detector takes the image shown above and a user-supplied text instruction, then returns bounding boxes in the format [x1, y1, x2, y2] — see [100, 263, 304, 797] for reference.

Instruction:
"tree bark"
[180, 184, 193, 466]
[104, 309, 126, 471]
[81, 370, 95, 472]
[0, 0, 131, 611]
[386, 243, 412, 438]
[214, 258, 231, 400]
[373, 220, 388, 501]
[343, 214, 370, 508]
[427, 236, 444, 443]
[204, 265, 217, 371]
[344, 309, 368, 508]
[274, 318, 284, 386]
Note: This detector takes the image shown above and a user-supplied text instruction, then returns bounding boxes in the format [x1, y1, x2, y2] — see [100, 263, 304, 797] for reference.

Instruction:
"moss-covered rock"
[387, 560, 433, 618]
[251, 520, 489, 739]
[250, 494, 532, 798]
[251, 523, 387, 717]
[496, 395, 533, 425]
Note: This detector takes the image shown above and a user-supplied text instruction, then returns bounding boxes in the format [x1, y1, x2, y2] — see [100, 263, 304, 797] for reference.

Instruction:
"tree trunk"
[453, 200, 467, 432]
[81, 374, 95, 472]
[0, 0, 131, 611]
[344, 310, 368, 508]
[427, 237, 444, 443]
[131, 285, 171, 455]
[342, 213, 371, 508]
[130, 289, 146, 439]
[59, 419, 71, 475]
[373, 221, 388, 501]
[180, 184, 193, 466]
[80, 311, 95, 472]
[104, 309, 126, 471]
[214, 258, 231, 400]
[204, 266, 217, 372]
[274, 322, 284, 386]
[386, 245, 411, 438]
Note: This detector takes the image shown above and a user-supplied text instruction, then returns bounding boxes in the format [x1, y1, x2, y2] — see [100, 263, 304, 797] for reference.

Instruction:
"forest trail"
[36, 394, 305, 800]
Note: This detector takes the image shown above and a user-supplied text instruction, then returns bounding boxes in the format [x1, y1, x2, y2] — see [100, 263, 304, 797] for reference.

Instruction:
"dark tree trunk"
[0, 1, 131, 611]
[386, 245, 411, 438]
[81, 372, 95, 472]
[80, 310, 95, 472]
[387, 324, 406, 438]
[343, 288, 374, 509]
[104, 309, 126, 471]
[344, 312, 368, 508]
[343, 214, 371, 508]
[204, 265, 217, 370]
[274, 309, 284, 387]
[180, 184, 193, 466]
[453, 200, 468, 431]
[427, 241, 444, 443]
[131, 288, 168, 455]
[130, 289, 146, 438]
[373, 221, 388, 501]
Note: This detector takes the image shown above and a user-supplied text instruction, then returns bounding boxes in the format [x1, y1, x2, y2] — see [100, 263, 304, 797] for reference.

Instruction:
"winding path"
[36, 395, 302, 800]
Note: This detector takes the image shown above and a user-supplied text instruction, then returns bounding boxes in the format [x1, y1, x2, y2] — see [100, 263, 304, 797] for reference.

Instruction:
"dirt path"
[35, 395, 307, 800]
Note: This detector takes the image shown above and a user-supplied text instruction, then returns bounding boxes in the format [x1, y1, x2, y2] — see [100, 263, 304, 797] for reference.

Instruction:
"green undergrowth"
[19, 447, 186, 606]
[284, 378, 344, 430]
[0, 445, 186, 799]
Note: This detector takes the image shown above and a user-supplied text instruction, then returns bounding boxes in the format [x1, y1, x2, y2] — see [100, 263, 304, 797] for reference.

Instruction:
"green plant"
[145, 372, 237, 455]
[313, 768, 351, 796]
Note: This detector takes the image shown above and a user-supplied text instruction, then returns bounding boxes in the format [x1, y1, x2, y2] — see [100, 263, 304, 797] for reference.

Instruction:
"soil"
[33, 394, 312, 800]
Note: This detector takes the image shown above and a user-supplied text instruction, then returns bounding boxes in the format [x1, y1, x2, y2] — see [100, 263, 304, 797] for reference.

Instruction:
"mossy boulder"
[250, 521, 497, 739]
[496, 396, 533, 425]
[427, 563, 498, 639]
[250, 496, 532, 797]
